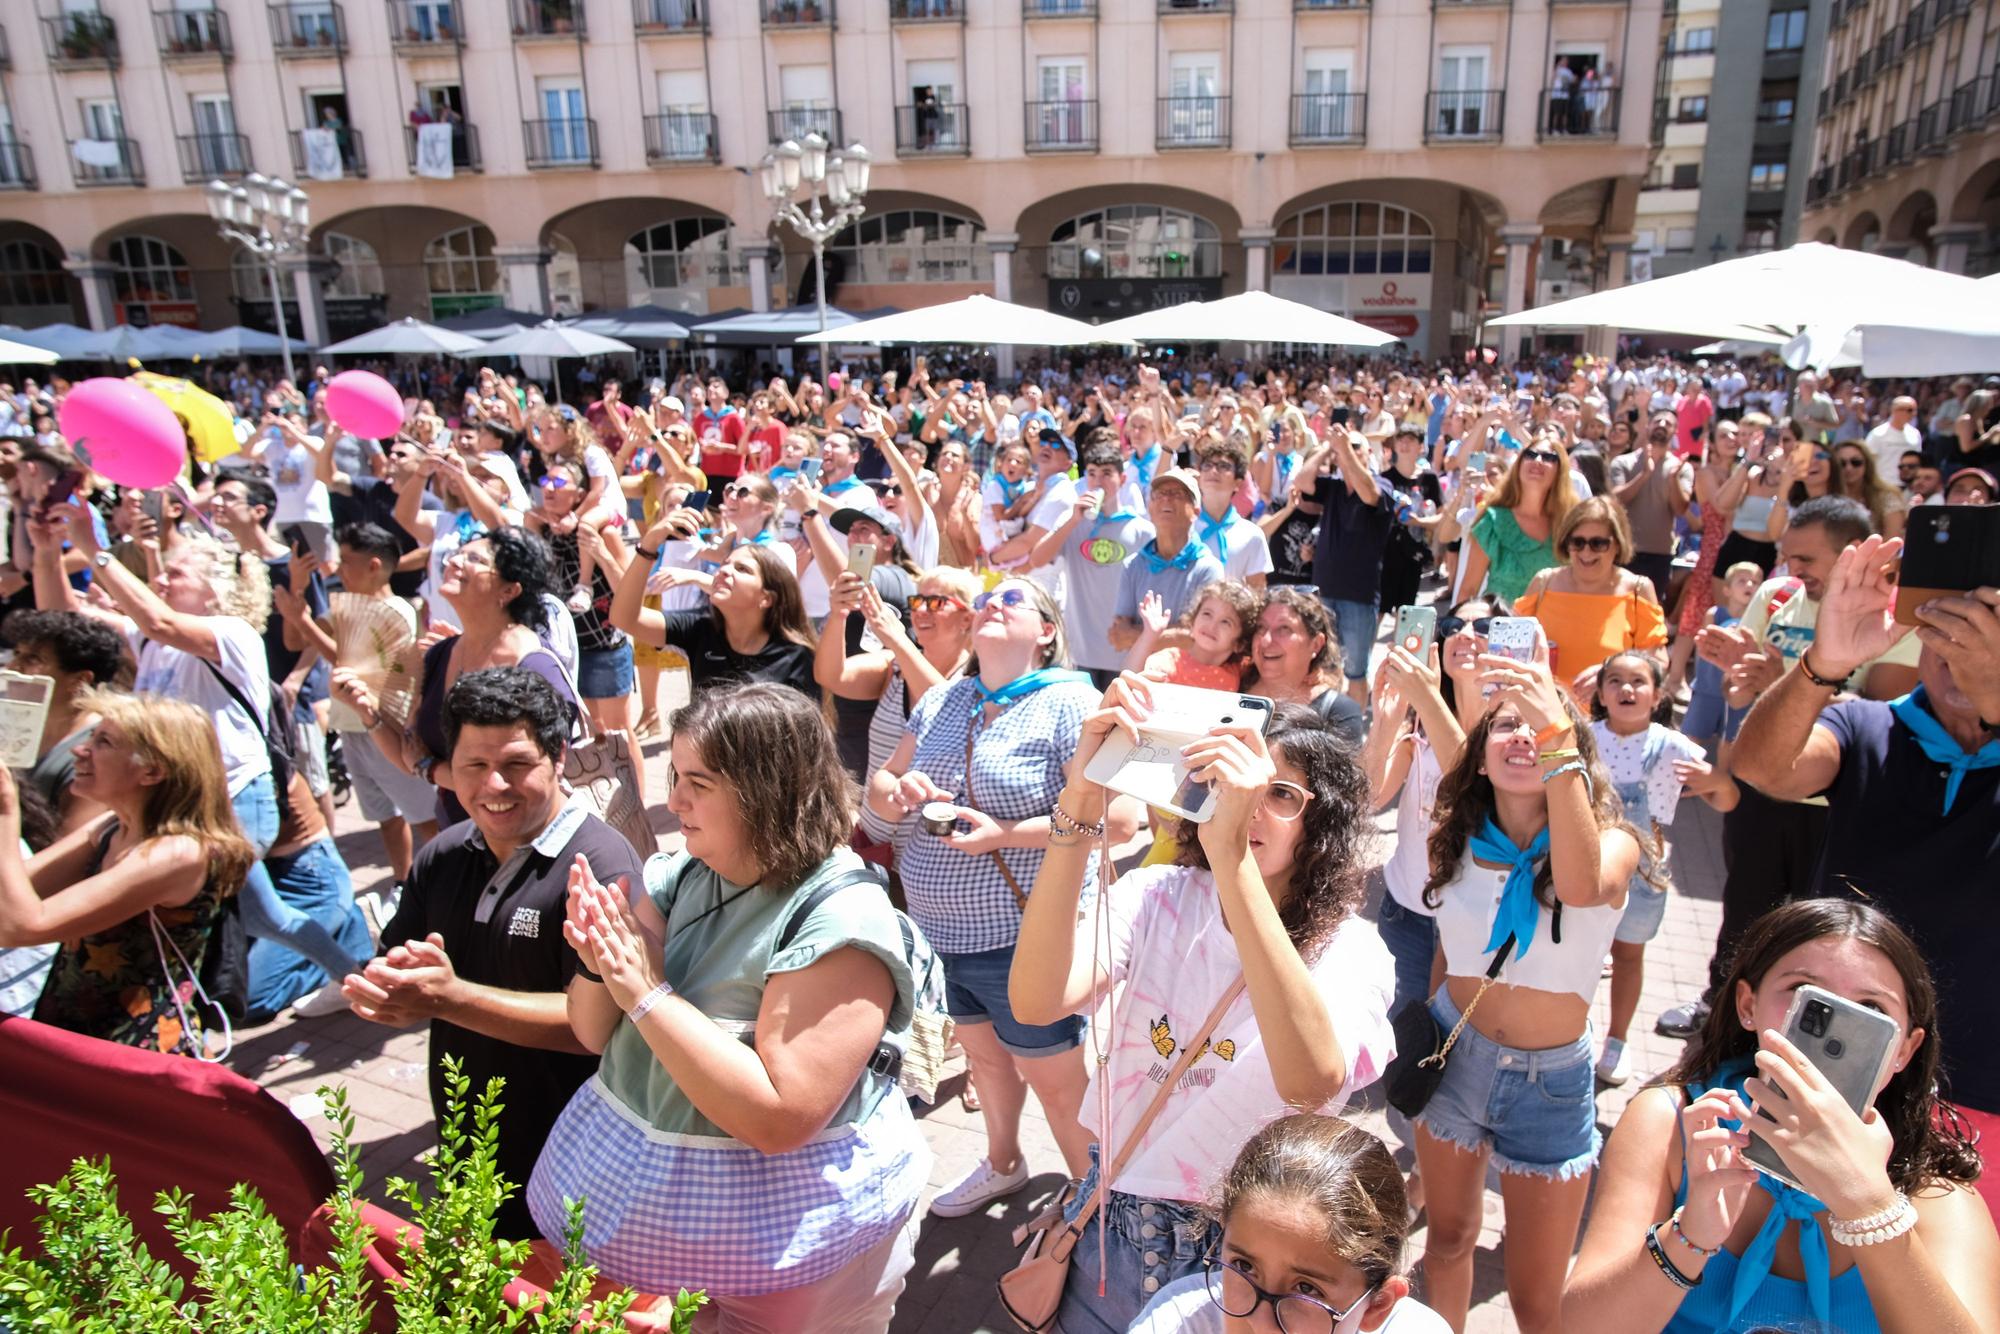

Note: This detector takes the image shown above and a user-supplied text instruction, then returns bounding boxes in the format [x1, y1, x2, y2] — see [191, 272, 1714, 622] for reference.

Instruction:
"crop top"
[1431, 855, 1625, 1002]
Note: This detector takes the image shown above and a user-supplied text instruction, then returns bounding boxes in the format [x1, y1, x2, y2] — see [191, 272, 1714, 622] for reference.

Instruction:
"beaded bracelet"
[1050, 801, 1106, 840]
[1829, 1192, 1918, 1247]
[1669, 1207, 1720, 1258]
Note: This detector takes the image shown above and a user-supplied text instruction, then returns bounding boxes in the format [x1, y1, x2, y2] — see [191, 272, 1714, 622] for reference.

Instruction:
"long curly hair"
[170, 534, 272, 634]
[1422, 695, 1633, 910]
[1661, 898, 1981, 1194]
[1173, 704, 1370, 962]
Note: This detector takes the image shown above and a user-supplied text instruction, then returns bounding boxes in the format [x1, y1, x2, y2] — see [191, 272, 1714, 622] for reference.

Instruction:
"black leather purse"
[1383, 934, 1516, 1118]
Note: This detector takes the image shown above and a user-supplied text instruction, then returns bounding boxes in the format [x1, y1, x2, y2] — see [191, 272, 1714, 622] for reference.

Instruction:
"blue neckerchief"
[452, 510, 487, 546]
[1274, 449, 1298, 498]
[1090, 504, 1140, 537]
[973, 667, 1091, 708]
[1197, 505, 1239, 560]
[744, 528, 777, 546]
[1137, 537, 1203, 575]
[1467, 816, 1552, 961]
[1691, 1057, 1834, 1328]
[1129, 443, 1161, 490]
[996, 475, 1031, 506]
[825, 474, 867, 495]
[769, 464, 800, 482]
[1496, 428, 1527, 453]
[1889, 685, 2000, 813]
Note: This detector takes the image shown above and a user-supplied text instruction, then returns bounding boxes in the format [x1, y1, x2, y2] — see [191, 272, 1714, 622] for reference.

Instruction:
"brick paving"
[232, 670, 1730, 1334]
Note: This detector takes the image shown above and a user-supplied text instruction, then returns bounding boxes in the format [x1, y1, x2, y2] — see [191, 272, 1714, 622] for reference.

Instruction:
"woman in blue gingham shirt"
[868, 576, 1142, 1221]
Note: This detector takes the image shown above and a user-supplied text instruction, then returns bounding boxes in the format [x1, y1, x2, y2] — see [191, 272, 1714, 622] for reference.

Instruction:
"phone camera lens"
[1220, 715, 1233, 724]
[1802, 1001, 1832, 1037]
[1824, 1038, 1846, 1059]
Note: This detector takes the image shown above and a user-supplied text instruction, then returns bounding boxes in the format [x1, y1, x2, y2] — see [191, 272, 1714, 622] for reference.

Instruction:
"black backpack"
[199, 657, 298, 799]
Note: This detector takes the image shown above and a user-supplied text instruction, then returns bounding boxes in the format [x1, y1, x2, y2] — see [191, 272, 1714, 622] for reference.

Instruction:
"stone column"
[1497, 223, 1543, 361]
[63, 260, 120, 330]
[1929, 222, 1983, 275]
[743, 241, 775, 312]
[284, 255, 331, 350]
[493, 245, 552, 315]
[1590, 235, 1635, 360]
[1240, 227, 1274, 293]
[986, 233, 1020, 377]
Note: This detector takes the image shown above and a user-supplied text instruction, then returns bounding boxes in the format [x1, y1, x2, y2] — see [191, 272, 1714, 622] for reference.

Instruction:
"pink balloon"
[324, 369, 405, 439]
[56, 377, 186, 488]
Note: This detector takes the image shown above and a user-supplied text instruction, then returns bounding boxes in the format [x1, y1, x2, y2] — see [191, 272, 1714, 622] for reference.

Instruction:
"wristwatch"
[92, 550, 112, 570]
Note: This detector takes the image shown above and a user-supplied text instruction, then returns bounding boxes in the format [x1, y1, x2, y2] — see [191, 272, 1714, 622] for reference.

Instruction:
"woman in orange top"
[1513, 495, 1667, 699]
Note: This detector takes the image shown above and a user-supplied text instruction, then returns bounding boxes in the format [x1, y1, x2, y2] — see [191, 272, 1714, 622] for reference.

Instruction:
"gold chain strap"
[1419, 975, 1499, 1070]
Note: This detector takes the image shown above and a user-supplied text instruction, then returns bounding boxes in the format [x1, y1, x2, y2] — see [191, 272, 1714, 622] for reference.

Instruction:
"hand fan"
[329, 592, 418, 727]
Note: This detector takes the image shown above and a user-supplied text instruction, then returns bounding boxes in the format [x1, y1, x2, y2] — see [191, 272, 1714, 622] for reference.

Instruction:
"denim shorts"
[1055, 1145, 1220, 1334]
[941, 946, 1083, 1058]
[1615, 877, 1668, 945]
[576, 640, 635, 700]
[1322, 596, 1379, 681]
[1414, 986, 1602, 1181]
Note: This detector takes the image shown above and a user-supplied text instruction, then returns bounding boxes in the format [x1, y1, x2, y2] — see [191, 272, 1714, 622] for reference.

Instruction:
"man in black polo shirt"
[1733, 533, 2000, 1123]
[343, 667, 643, 1238]
[1298, 423, 1394, 705]
[321, 436, 442, 601]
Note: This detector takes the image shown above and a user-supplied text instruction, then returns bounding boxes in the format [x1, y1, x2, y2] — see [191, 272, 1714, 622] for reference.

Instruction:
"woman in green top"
[1459, 429, 1580, 605]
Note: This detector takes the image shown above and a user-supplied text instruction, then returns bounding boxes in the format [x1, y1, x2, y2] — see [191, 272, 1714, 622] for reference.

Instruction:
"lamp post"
[205, 173, 310, 382]
[758, 133, 870, 380]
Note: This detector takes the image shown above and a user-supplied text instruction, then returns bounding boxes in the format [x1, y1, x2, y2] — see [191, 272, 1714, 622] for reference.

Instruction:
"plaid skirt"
[526, 1074, 929, 1296]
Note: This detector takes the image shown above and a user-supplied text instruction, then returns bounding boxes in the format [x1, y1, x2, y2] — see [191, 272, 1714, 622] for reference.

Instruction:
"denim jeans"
[1055, 1146, 1220, 1334]
[1375, 894, 1440, 1022]
[245, 835, 371, 1022]
[230, 774, 365, 987]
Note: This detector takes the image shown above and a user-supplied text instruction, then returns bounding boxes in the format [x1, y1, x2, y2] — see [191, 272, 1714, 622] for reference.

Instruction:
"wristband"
[627, 980, 675, 1022]
[414, 755, 437, 785]
[1797, 650, 1846, 690]
[1538, 747, 1582, 763]
[1534, 720, 1575, 748]
[1644, 1222, 1703, 1289]
[638, 545, 663, 561]
[576, 962, 604, 984]
[1541, 759, 1594, 801]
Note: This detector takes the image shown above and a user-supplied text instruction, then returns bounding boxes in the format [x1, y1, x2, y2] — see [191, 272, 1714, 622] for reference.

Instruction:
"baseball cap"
[661, 396, 685, 414]
[830, 502, 904, 544]
[1150, 467, 1200, 502]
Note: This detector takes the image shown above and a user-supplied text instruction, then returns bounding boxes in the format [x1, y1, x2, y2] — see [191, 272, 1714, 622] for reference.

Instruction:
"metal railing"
[632, 0, 703, 30]
[269, 2, 347, 54]
[1023, 99, 1097, 150]
[889, 0, 963, 18]
[42, 11, 118, 65]
[1156, 96, 1230, 147]
[385, 0, 460, 48]
[1296, 0, 1368, 7]
[894, 102, 970, 154]
[1882, 119, 1910, 165]
[1426, 89, 1503, 139]
[177, 132, 251, 182]
[403, 122, 481, 171]
[0, 139, 35, 191]
[1915, 100, 1944, 150]
[69, 137, 142, 186]
[154, 6, 230, 58]
[760, 0, 832, 25]
[1806, 166, 1832, 203]
[767, 106, 843, 143]
[522, 117, 598, 167]
[290, 127, 367, 177]
[511, 0, 585, 38]
[643, 112, 718, 162]
[1023, 0, 1095, 13]
[1539, 84, 1619, 137]
[1289, 92, 1365, 143]
[1158, 0, 1231, 11]
[1948, 77, 1982, 132]
[1903, 2, 1928, 50]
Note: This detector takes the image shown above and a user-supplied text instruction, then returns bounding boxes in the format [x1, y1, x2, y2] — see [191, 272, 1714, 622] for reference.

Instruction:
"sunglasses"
[538, 476, 574, 490]
[909, 593, 969, 615]
[880, 483, 903, 497]
[1565, 535, 1615, 553]
[1436, 614, 1494, 639]
[972, 586, 1033, 612]
[1813, 450, 1832, 462]
[724, 484, 757, 500]
[1838, 456, 1868, 469]
[1522, 448, 1561, 466]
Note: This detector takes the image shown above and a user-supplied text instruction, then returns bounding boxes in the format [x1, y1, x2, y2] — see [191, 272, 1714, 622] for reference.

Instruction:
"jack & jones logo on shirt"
[507, 906, 541, 940]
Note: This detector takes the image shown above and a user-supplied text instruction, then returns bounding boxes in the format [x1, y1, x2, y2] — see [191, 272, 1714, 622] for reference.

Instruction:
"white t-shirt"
[266, 433, 332, 526]
[1381, 735, 1443, 913]
[1131, 1273, 1451, 1334]
[1024, 474, 1077, 597]
[1715, 371, 1747, 410]
[1590, 721, 1705, 828]
[1196, 508, 1274, 584]
[1079, 865, 1395, 1203]
[899, 503, 939, 573]
[1864, 419, 1921, 479]
[132, 619, 272, 796]
[978, 475, 1033, 561]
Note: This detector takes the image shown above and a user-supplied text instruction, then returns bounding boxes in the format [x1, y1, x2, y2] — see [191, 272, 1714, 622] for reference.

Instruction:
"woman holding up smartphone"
[1566, 899, 1998, 1334]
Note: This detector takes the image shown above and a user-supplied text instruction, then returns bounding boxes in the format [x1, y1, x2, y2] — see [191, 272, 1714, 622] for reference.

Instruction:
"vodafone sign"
[1352, 276, 1430, 344]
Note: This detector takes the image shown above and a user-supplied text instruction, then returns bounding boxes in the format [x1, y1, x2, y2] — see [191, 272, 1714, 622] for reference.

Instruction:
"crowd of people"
[0, 343, 1995, 1334]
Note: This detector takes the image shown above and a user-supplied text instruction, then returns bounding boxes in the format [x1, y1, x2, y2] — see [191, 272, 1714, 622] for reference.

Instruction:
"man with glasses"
[1609, 420, 1690, 605]
[1110, 468, 1222, 656]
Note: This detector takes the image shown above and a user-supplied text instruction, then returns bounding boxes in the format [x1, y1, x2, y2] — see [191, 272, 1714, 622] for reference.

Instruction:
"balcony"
[523, 117, 598, 167]
[633, 0, 704, 31]
[1902, 2, 1929, 50]
[1807, 166, 1832, 203]
[385, 0, 460, 50]
[1024, 99, 1097, 150]
[1948, 77, 1984, 133]
[1289, 92, 1365, 144]
[894, 103, 970, 155]
[1296, 0, 1368, 7]
[767, 106, 842, 143]
[1435, 0, 1509, 8]
[1158, 0, 1231, 11]
[1023, 0, 1095, 13]
[1426, 89, 1503, 141]
[1157, 96, 1230, 148]
[761, 0, 832, 27]
[42, 11, 118, 67]
[69, 137, 142, 186]
[403, 122, 481, 172]
[154, 7, 230, 60]
[1916, 100, 1944, 151]
[177, 132, 251, 183]
[1538, 85, 1619, 138]
[643, 112, 718, 163]
[511, 0, 584, 38]
[0, 140, 35, 191]
[1882, 119, 1910, 166]
[269, 3, 347, 54]
[890, 0, 962, 19]
[290, 127, 367, 177]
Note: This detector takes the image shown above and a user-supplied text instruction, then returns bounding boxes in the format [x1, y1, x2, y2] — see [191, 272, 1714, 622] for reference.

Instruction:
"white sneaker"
[928, 1157, 1030, 1218]
[292, 980, 351, 1019]
[1596, 1038, 1632, 1086]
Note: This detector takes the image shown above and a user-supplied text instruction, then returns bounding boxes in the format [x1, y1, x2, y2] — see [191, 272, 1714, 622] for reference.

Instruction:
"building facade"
[1, 0, 1662, 360]
[1800, 0, 2000, 275]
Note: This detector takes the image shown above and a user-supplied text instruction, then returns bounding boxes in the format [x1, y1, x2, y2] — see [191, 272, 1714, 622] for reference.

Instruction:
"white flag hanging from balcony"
[71, 139, 123, 169]
[301, 128, 343, 182]
[415, 122, 455, 180]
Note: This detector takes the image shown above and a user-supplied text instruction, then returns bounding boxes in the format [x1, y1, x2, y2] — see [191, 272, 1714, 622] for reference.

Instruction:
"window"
[1633, 229, 1658, 254]
[422, 225, 499, 297]
[1047, 205, 1220, 279]
[1671, 162, 1701, 188]
[231, 249, 277, 301]
[1677, 96, 1708, 121]
[828, 209, 989, 284]
[623, 215, 737, 301]
[0, 241, 69, 311]
[1743, 221, 1780, 253]
[1679, 27, 1715, 54]
[1757, 96, 1796, 123]
[1274, 202, 1433, 278]
[1665, 227, 1696, 253]
[323, 232, 384, 298]
[1766, 9, 1807, 52]
[1749, 159, 1789, 190]
[109, 235, 194, 305]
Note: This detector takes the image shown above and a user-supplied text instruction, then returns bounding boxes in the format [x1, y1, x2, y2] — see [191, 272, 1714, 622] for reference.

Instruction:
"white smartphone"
[1742, 984, 1902, 1193]
[1487, 615, 1540, 664]
[1081, 683, 1276, 823]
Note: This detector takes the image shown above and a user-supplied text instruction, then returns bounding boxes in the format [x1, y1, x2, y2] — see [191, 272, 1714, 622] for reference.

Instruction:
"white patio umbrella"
[76, 324, 206, 362]
[1091, 289, 1397, 347]
[319, 317, 486, 357]
[181, 325, 316, 359]
[796, 294, 1106, 346]
[5, 323, 99, 359]
[465, 319, 636, 360]
[1850, 273, 2000, 376]
[0, 336, 58, 366]
[1486, 242, 1979, 343]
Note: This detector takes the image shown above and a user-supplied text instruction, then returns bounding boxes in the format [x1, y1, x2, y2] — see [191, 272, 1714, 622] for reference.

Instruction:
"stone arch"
[1842, 211, 1882, 250]
[0, 222, 82, 327]
[91, 215, 234, 328]
[1887, 189, 1939, 261]
[539, 197, 739, 316]
[309, 205, 496, 324]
